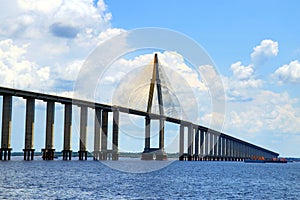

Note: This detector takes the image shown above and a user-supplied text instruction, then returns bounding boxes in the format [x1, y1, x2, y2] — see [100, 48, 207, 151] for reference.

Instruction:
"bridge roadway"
[0, 86, 279, 161]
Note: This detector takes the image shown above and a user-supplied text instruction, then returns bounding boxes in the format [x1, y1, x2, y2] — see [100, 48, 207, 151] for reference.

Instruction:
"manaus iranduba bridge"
[0, 54, 279, 161]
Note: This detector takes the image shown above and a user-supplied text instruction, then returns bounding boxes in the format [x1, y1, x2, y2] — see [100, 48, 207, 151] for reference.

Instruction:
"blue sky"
[0, 0, 299, 157]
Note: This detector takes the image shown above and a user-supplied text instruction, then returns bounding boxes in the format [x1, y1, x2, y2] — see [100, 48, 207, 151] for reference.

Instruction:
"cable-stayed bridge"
[0, 54, 279, 161]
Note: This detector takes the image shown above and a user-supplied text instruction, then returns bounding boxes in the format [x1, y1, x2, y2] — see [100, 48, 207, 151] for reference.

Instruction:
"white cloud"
[54, 60, 83, 82]
[0, 39, 53, 91]
[224, 90, 300, 135]
[223, 75, 263, 102]
[273, 60, 300, 84]
[98, 28, 126, 44]
[220, 39, 300, 154]
[0, 0, 126, 95]
[0, 0, 118, 66]
[230, 61, 254, 80]
[251, 39, 278, 66]
[0, 0, 111, 40]
[17, 0, 63, 14]
[224, 40, 278, 102]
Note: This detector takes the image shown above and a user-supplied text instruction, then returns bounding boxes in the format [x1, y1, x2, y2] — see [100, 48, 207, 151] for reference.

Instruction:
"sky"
[0, 0, 300, 157]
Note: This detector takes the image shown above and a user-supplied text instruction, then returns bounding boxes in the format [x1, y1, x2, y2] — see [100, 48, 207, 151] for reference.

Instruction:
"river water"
[0, 158, 299, 199]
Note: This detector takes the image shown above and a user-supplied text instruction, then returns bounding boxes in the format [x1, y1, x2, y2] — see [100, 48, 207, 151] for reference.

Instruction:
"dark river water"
[0, 157, 299, 199]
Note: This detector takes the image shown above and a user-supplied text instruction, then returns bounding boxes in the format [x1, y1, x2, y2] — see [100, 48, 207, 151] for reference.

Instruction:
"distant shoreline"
[8, 152, 300, 161]
[9, 152, 181, 159]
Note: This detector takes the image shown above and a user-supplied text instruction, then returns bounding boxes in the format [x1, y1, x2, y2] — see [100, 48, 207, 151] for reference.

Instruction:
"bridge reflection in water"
[0, 55, 279, 161]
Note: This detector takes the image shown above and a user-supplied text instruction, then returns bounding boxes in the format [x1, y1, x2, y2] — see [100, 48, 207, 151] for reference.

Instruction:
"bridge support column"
[23, 98, 35, 160]
[230, 140, 234, 161]
[187, 124, 193, 161]
[142, 117, 167, 160]
[179, 124, 184, 161]
[232, 141, 236, 161]
[194, 128, 199, 161]
[246, 146, 250, 159]
[213, 134, 217, 160]
[199, 129, 204, 161]
[100, 110, 108, 160]
[1, 95, 12, 161]
[228, 140, 231, 161]
[141, 116, 152, 160]
[78, 106, 88, 160]
[145, 116, 151, 150]
[221, 137, 226, 161]
[204, 131, 209, 160]
[42, 101, 55, 160]
[242, 144, 246, 161]
[217, 136, 221, 161]
[93, 108, 101, 160]
[62, 103, 72, 160]
[156, 117, 167, 160]
[112, 109, 119, 160]
[235, 142, 239, 161]
[209, 132, 214, 160]
[238, 143, 241, 161]
[226, 139, 230, 161]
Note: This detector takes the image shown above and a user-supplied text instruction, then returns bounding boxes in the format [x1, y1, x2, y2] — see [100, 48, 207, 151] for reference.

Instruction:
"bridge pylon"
[141, 54, 167, 160]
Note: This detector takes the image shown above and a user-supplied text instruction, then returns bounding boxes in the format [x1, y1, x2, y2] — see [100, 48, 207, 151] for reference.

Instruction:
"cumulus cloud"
[224, 40, 278, 102]
[226, 60, 260, 100]
[251, 39, 278, 66]
[0, 0, 117, 65]
[221, 39, 300, 152]
[273, 60, 300, 84]
[98, 28, 127, 44]
[0, 0, 126, 95]
[0, 0, 111, 40]
[230, 62, 254, 80]
[223, 73, 263, 102]
[54, 59, 84, 82]
[0, 39, 53, 91]
[224, 90, 300, 135]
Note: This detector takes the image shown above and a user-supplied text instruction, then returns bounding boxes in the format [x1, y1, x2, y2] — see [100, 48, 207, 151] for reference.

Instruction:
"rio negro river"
[0, 158, 299, 199]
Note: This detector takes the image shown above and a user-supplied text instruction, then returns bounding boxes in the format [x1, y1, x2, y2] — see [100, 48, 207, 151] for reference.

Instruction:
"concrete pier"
[78, 106, 88, 160]
[194, 129, 199, 160]
[213, 134, 218, 159]
[142, 116, 167, 160]
[42, 101, 55, 160]
[226, 139, 230, 160]
[199, 129, 204, 160]
[141, 116, 153, 160]
[62, 103, 72, 160]
[221, 137, 226, 159]
[145, 116, 151, 150]
[209, 132, 214, 159]
[204, 131, 209, 160]
[230, 140, 234, 160]
[159, 118, 165, 150]
[23, 98, 35, 160]
[156, 117, 167, 160]
[100, 110, 108, 160]
[187, 124, 193, 161]
[179, 124, 184, 160]
[112, 109, 119, 160]
[0, 95, 12, 160]
[217, 136, 221, 160]
[93, 108, 101, 160]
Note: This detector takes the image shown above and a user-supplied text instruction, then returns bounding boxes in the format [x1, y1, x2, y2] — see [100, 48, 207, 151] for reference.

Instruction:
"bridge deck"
[0, 86, 279, 159]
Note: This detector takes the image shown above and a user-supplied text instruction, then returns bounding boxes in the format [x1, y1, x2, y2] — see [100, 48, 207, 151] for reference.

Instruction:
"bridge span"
[0, 85, 279, 161]
[0, 54, 279, 161]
